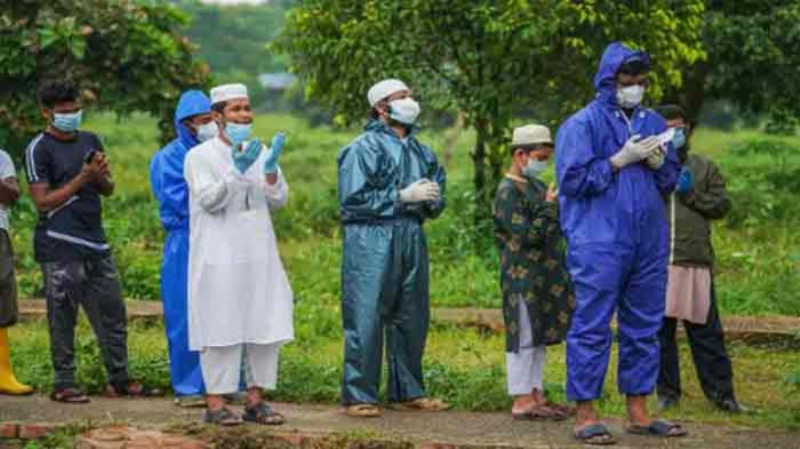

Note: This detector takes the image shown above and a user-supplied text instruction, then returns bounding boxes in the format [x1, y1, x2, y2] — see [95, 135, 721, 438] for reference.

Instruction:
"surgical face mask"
[616, 85, 645, 109]
[672, 126, 687, 149]
[523, 158, 548, 178]
[195, 121, 219, 142]
[389, 98, 421, 125]
[224, 122, 252, 145]
[52, 110, 83, 133]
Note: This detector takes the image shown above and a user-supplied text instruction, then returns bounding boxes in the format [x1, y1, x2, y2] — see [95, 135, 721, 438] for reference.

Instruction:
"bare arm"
[29, 156, 105, 212]
[0, 177, 20, 206]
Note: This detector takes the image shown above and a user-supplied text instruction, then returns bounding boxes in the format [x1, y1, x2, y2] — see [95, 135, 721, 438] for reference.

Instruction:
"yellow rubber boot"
[0, 327, 34, 395]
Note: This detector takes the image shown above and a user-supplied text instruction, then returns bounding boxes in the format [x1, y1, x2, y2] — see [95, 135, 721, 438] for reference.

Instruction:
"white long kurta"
[184, 136, 294, 351]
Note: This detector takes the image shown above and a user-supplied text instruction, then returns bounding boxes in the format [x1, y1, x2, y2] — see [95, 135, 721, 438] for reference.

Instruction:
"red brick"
[19, 422, 57, 440]
[0, 422, 19, 439]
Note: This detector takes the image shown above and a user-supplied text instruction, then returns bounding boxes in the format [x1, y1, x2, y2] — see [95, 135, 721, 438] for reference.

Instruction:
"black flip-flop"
[243, 402, 286, 425]
[626, 419, 687, 438]
[574, 423, 616, 445]
[203, 407, 243, 426]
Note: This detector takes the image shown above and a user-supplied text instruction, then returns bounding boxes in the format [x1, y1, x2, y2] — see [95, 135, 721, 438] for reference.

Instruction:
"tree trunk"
[471, 120, 490, 226]
[664, 62, 710, 124]
[442, 110, 464, 168]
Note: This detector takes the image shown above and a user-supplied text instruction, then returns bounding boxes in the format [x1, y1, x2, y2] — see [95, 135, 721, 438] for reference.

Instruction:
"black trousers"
[42, 257, 129, 390]
[657, 281, 735, 404]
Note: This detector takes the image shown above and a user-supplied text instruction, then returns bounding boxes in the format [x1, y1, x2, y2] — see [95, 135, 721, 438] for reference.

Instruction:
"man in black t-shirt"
[24, 80, 159, 403]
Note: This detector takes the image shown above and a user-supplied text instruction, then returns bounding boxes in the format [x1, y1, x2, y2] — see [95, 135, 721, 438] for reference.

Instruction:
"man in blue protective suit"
[338, 79, 448, 418]
[555, 43, 686, 444]
[150, 90, 219, 407]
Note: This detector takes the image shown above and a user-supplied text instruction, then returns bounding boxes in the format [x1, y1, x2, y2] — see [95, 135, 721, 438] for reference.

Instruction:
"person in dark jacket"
[655, 105, 746, 413]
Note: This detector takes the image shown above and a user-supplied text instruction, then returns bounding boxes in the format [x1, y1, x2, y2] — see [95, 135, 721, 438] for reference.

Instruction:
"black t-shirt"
[24, 131, 110, 262]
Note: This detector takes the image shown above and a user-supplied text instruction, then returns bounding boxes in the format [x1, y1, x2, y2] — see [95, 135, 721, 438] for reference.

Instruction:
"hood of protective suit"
[174, 90, 212, 149]
[592, 42, 650, 107]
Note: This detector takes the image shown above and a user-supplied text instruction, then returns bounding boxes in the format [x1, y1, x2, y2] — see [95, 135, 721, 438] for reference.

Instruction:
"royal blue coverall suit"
[555, 43, 680, 402]
[149, 90, 210, 397]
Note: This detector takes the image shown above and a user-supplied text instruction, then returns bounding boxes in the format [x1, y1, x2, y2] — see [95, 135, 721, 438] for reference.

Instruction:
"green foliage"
[0, 0, 210, 155]
[276, 0, 705, 218]
[166, 0, 292, 108]
[9, 318, 800, 430]
[701, 0, 800, 133]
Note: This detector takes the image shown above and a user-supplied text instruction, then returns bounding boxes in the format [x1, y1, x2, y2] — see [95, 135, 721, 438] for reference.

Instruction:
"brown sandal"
[105, 381, 163, 398]
[345, 403, 382, 418]
[50, 387, 90, 404]
[534, 404, 570, 421]
[396, 397, 450, 412]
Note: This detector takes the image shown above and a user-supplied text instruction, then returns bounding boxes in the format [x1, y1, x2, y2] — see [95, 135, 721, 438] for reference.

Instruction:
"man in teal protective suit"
[338, 79, 448, 418]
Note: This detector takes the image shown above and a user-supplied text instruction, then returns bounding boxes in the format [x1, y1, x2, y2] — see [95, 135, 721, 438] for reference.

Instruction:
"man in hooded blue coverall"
[150, 90, 220, 406]
[338, 79, 448, 418]
[556, 43, 686, 444]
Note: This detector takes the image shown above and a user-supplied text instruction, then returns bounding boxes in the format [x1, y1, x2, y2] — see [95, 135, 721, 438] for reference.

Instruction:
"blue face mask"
[52, 110, 83, 133]
[672, 127, 687, 149]
[224, 122, 252, 145]
[524, 159, 548, 178]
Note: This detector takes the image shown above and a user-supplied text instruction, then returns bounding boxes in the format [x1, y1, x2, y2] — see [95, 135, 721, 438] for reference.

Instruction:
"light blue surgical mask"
[524, 159, 548, 178]
[52, 110, 83, 133]
[672, 126, 687, 149]
[224, 122, 252, 145]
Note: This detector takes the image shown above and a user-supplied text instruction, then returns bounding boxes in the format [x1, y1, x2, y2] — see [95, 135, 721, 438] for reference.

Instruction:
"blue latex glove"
[232, 139, 262, 174]
[675, 166, 694, 194]
[263, 132, 286, 174]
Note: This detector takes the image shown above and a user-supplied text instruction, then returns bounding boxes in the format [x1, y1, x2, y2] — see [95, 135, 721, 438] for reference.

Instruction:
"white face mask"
[616, 85, 645, 109]
[195, 121, 219, 142]
[389, 98, 421, 125]
[524, 158, 548, 178]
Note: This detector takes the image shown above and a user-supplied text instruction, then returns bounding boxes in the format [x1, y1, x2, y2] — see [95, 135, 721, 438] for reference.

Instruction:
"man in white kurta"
[184, 83, 293, 426]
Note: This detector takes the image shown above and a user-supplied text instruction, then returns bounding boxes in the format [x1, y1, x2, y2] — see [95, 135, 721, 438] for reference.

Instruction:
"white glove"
[399, 179, 440, 204]
[645, 144, 666, 170]
[610, 135, 661, 169]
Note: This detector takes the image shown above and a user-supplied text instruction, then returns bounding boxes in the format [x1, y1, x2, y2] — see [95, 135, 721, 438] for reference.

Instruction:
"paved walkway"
[17, 299, 800, 343]
[0, 396, 798, 448]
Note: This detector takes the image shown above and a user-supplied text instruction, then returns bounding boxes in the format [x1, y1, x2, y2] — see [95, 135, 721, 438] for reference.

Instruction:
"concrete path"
[0, 395, 797, 448]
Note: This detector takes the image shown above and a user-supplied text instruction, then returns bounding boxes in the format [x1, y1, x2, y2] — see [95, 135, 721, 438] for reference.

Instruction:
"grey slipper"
[626, 419, 687, 438]
[574, 423, 616, 445]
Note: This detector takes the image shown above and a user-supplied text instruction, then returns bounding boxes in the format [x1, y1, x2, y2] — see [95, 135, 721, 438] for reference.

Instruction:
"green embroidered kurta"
[493, 176, 575, 353]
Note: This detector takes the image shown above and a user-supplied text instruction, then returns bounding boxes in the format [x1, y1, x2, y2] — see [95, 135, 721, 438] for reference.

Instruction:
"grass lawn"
[6, 113, 800, 316]
[8, 316, 800, 431]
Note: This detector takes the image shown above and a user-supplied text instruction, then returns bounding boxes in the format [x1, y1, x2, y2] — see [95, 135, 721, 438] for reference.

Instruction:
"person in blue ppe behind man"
[555, 43, 685, 445]
[338, 79, 448, 418]
[150, 90, 219, 408]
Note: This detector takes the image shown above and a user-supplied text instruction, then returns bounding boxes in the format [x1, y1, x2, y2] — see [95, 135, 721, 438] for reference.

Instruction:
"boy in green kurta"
[493, 124, 575, 420]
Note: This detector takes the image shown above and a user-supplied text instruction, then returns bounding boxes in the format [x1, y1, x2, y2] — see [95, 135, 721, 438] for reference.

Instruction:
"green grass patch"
[8, 316, 800, 431]
[9, 113, 800, 316]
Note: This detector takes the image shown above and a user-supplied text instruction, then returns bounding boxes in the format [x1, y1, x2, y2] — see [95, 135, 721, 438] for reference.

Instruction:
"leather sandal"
[50, 387, 90, 404]
[345, 403, 382, 418]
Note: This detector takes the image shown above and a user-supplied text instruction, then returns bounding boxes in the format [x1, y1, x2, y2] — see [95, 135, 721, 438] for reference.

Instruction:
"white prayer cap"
[512, 124, 553, 147]
[367, 79, 409, 107]
[210, 83, 249, 105]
